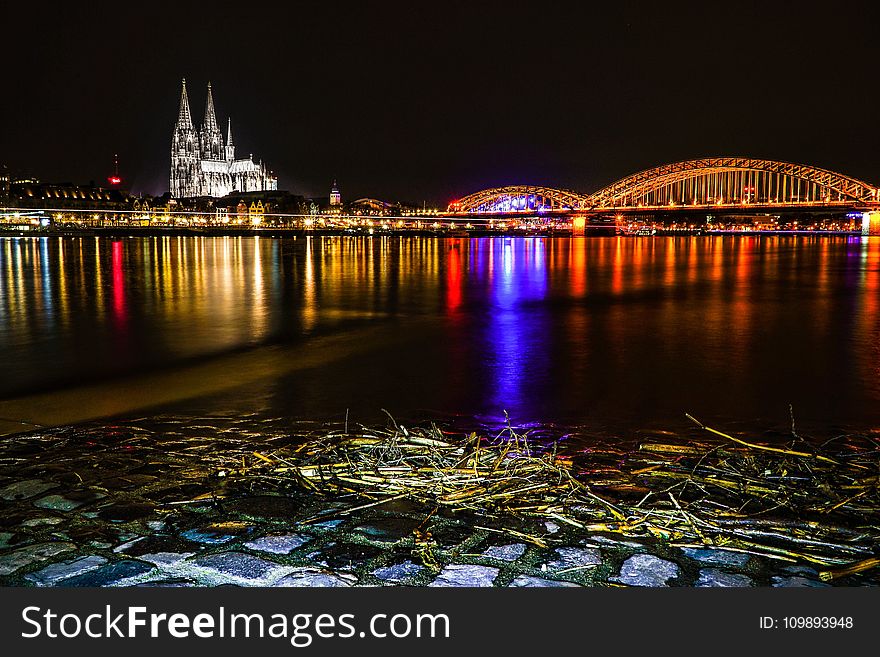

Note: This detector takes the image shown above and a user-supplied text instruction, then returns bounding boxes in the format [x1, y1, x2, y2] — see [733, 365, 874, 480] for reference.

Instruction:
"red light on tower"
[108, 153, 122, 186]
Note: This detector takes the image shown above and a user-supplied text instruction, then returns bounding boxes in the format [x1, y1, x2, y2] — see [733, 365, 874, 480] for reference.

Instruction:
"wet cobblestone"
[0, 419, 877, 588]
[482, 543, 527, 562]
[509, 575, 581, 587]
[25, 555, 108, 586]
[188, 552, 292, 585]
[429, 564, 499, 587]
[544, 546, 603, 571]
[612, 554, 680, 587]
[0, 480, 58, 501]
[372, 560, 424, 583]
[61, 559, 155, 587]
[243, 534, 311, 554]
[695, 568, 754, 587]
[681, 547, 751, 568]
[275, 569, 355, 587]
[0, 542, 76, 576]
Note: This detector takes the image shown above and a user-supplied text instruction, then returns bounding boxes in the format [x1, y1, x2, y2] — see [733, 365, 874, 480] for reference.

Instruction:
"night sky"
[3, 1, 879, 205]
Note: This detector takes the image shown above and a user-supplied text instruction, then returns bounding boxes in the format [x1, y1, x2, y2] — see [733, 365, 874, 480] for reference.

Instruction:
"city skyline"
[2, 2, 879, 205]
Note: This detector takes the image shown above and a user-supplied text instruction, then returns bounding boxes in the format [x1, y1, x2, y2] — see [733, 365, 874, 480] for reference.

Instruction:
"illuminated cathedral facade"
[170, 79, 277, 198]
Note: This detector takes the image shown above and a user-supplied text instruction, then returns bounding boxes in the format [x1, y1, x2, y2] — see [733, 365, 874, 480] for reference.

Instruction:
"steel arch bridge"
[448, 158, 879, 213]
[448, 185, 589, 213]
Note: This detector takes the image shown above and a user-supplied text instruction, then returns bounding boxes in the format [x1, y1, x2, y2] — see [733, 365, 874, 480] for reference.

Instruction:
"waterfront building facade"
[6, 180, 130, 210]
[170, 79, 277, 199]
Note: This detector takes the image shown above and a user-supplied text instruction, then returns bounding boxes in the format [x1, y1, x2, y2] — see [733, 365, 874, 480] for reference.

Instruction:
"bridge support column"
[862, 211, 880, 236]
[572, 215, 586, 235]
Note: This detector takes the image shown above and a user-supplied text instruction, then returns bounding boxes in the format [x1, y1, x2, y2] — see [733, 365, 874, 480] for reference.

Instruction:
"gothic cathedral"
[170, 79, 277, 198]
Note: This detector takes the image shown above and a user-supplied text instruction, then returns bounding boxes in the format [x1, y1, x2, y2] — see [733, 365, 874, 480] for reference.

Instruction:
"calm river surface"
[1, 235, 879, 438]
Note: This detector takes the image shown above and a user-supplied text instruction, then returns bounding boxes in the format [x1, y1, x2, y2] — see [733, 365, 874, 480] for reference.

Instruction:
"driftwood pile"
[250, 414, 880, 581]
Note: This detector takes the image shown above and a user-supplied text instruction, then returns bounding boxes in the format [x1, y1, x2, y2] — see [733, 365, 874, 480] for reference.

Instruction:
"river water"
[1, 235, 878, 439]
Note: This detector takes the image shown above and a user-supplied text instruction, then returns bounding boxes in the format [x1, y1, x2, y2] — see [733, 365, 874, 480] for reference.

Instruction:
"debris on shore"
[2, 412, 879, 587]
[248, 413, 880, 581]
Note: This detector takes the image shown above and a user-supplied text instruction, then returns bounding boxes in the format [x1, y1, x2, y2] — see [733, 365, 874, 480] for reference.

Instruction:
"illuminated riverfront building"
[330, 179, 342, 206]
[170, 79, 277, 199]
[5, 180, 130, 210]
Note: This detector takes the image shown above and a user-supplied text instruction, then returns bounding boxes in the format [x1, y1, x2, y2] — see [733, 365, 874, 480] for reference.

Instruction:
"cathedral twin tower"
[170, 79, 277, 199]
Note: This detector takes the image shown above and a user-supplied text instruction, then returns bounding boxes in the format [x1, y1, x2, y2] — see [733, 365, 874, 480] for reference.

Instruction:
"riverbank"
[1, 416, 876, 588]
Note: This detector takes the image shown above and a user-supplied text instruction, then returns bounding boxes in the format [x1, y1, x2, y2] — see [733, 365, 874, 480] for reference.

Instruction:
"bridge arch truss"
[448, 158, 879, 214]
[449, 185, 589, 213]
[587, 157, 879, 209]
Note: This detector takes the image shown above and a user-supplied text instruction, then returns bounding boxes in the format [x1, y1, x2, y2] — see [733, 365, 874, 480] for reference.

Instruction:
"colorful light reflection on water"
[1, 235, 880, 436]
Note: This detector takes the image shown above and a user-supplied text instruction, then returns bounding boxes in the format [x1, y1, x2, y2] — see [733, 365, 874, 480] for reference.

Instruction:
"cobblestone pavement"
[0, 417, 875, 588]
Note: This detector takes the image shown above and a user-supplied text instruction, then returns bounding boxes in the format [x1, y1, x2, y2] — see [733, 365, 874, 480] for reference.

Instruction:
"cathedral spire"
[225, 117, 235, 162]
[200, 81, 223, 161]
[177, 78, 193, 128]
[203, 81, 219, 132]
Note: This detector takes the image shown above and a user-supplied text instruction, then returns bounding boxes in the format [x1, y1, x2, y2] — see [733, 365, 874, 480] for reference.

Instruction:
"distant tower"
[170, 78, 199, 198]
[108, 153, 122, 186]
[330, 179, 341, 206]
